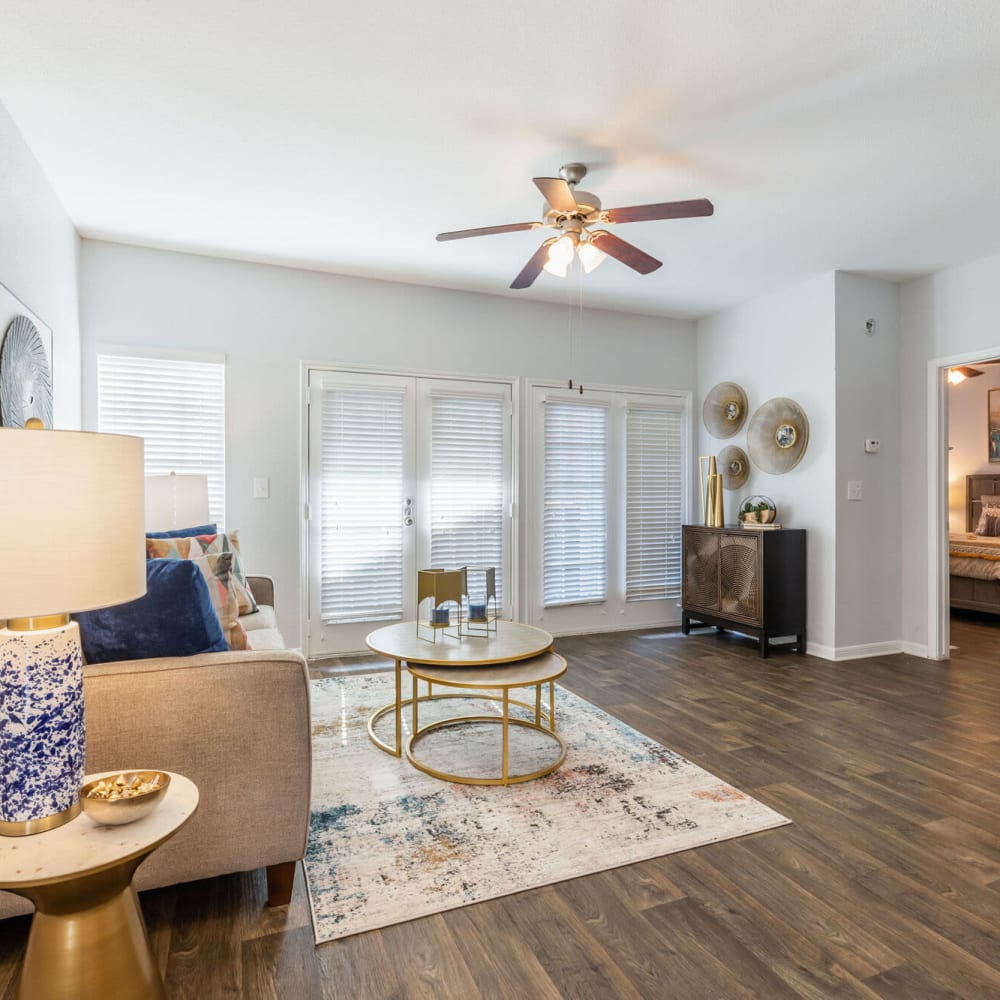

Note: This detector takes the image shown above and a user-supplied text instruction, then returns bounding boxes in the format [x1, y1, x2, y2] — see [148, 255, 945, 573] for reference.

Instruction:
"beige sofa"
[0, 575, 312, 920]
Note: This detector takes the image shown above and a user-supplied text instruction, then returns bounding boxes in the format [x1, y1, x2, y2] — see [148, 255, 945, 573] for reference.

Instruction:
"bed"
[950, 474, 1000, 613]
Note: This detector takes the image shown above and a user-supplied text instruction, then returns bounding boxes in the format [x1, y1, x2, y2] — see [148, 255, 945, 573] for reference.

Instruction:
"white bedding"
[949, 532, 1000, 581]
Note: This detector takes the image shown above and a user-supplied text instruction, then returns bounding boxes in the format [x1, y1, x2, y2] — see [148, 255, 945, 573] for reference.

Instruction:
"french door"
[306, 369, 513, 656]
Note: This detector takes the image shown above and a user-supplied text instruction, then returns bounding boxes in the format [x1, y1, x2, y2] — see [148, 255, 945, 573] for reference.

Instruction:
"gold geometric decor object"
[702, 381, 748, 439]
[747, 397, 810, 474]
[718, 445, 750, 490]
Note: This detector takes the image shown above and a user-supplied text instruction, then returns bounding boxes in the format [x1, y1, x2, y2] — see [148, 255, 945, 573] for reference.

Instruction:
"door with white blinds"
[307, 370, 512, 656]
[529, 384, 687, 635]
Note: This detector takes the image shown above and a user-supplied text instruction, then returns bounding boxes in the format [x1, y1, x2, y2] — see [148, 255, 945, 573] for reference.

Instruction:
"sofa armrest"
[82, 649, 311, 893]
[247, 574, 275, 609]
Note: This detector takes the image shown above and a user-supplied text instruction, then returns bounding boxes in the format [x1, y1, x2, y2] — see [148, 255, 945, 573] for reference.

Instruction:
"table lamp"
[144, 472, 210, 532]
[0, 428, 146, 835]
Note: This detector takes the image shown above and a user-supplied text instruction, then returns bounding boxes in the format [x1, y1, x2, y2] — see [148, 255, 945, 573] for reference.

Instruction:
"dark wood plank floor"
[3, 612, 1000, 998]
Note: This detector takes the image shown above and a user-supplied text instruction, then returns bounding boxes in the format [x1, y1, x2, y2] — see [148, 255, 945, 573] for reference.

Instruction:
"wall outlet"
[847, 480, 863, 501]
[253, 476, 270, 499]
[864, 439, 880, 454]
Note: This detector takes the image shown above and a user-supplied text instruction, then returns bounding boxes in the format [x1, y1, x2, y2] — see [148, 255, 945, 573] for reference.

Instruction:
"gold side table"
[0, 771, 198, 1000]
[406, 652, 568, 785]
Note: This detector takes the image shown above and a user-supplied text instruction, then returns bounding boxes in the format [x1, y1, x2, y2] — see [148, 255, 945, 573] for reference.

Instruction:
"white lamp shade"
[145, 473, 210, 531]
[0, 429, 147, 618]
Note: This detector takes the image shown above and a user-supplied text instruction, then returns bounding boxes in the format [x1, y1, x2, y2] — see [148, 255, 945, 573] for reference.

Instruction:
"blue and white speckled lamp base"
[0, 622, 85, 835]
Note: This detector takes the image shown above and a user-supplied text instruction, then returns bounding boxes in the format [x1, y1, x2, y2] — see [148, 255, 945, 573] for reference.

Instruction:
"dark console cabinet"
[681, 525, 806, 658]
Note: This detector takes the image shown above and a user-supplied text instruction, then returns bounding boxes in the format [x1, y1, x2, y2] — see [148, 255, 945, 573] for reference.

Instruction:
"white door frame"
[927, 344, 1000, 660]
[300, 360, 519, 659]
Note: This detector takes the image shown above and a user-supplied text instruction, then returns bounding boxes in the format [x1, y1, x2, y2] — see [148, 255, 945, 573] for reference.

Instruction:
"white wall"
[947, 364, 1000, 532]
[833, 273, 902, 652]
[80, 240, 698, 647]
[900, 250, 1000, 652]
[697, 272, 837, 653]
[0, 102, 80, 427]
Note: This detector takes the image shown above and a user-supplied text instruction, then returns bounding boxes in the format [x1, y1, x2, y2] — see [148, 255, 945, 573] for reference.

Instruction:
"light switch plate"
[847, 480, 863, 501]
[253, 477, 270, 499]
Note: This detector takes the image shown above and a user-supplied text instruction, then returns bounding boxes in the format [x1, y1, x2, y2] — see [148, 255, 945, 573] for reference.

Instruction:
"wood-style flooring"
[3, 612, 1000, 998]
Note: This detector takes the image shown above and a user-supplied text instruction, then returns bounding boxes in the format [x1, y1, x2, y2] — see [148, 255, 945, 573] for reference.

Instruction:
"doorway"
[929, 350, 1000, 659]
[304, 368, 514, 657]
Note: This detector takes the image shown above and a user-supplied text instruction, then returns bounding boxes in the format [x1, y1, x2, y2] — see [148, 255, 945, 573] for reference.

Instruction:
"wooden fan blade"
[954, 365, 985, 378]
[436, 222, 539, 241]
[590, 230, 662, 274]
[510, 241, 555, 289]
[533, 177, 578, 214]
[604, 198, 714, 225]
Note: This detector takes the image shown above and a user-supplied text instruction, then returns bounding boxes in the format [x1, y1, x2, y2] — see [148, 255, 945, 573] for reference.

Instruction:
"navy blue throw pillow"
[75, 559, 227, 664]
[146, 523, 218, 539]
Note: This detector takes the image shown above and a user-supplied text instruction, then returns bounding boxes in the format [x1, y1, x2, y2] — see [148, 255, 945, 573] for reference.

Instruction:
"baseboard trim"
[901, 640, 934, 659]
[810, 639, 935, 662]
[548, 619, 682, 639]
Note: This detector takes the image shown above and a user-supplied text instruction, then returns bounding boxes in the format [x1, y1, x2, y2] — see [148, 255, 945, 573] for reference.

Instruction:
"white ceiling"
[4, 1, 1000, 319]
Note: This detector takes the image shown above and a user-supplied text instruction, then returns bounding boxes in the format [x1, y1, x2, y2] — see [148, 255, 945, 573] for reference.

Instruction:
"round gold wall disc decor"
[702, 381, 748, 439]
[718, 445, 750, 490]
[747, 397, 809, 474]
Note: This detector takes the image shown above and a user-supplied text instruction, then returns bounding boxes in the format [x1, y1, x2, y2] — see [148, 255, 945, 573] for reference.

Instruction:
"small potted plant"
[738, 496, 777, 525]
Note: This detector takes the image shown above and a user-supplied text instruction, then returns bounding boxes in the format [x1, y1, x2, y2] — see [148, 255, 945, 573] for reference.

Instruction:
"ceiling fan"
[948, 361, 1000, 384]
[435, 163, 714, 289]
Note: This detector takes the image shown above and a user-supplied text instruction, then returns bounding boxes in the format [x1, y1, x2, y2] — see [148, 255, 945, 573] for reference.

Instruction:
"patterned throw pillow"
[146, 530, 258, 615]
[975, 497, 1000, 537]
[188, 552, 247, 650]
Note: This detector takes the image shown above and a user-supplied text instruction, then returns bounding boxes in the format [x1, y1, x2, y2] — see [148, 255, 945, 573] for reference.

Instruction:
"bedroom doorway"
[930, 350, 1000, 659]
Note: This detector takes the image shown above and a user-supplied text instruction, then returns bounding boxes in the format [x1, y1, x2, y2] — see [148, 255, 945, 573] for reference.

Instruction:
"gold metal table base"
[404, 655, 568, 785]
[406, 707, 567, 785]
[18, 864, 164, 1000]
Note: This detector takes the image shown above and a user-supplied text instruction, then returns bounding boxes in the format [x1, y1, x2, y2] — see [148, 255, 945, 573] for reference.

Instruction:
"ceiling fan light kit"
[436, 163, 713, 289]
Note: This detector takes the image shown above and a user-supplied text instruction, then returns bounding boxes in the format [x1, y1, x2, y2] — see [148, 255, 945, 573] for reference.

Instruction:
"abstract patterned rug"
[304, 672, 789, 944]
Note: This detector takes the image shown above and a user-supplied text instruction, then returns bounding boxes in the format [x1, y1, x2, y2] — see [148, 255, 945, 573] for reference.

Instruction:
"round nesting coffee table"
[366, 620, 554, 758]
[406, 651, 567, 785]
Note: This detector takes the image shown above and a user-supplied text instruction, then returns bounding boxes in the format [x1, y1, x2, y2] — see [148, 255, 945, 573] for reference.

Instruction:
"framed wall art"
[989, 387, 1000, 463]
[0, 281, 53, 428]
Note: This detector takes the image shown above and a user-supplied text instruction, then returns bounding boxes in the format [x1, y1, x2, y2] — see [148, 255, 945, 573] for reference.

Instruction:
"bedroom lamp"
[0, 428, 145, 835]
[145, 471, 210, 531]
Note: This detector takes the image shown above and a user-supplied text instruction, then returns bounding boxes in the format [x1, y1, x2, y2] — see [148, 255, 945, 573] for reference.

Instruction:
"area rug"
[304, 671, 789, 944]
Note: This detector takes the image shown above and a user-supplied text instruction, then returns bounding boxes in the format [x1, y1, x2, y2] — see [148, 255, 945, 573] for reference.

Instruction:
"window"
[428, 392, 507, 608]
[97, 350, 226, 527]
[542, 400, 608, 606]
[319, 384, 405, 625]
[530, 383, 687, 634]
[626, 406, 683, 601]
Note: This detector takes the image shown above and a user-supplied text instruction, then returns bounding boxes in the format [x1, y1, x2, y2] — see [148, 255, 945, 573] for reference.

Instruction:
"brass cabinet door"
[683, 529, 720, 611]
[719, 532, 761, 622]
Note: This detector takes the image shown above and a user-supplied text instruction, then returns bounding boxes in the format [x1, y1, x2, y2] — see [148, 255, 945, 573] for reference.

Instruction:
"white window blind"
[319, 386, 404, 624]
[543, 400, 608, 606]
[626, 406, 684, 601]
[429, 394, 506, 607]
[97, 353, 226, 527]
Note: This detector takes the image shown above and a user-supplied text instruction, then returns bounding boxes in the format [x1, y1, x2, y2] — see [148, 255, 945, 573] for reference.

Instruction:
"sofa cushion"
[246, 627, 286, 651]
[146, 523, 218, 539]
[240, 605, 277, 633]
[75, 559, 228, 664]
[188, 552, 247, 650]
[147, 530, 258, 615]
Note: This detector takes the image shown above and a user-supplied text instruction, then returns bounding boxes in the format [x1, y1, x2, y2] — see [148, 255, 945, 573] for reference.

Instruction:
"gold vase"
[710, 472, 724, 526]
[703, 456, 718, 526]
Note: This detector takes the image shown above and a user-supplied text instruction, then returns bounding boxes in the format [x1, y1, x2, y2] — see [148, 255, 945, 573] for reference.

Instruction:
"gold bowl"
[80, 771, 170, 826]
